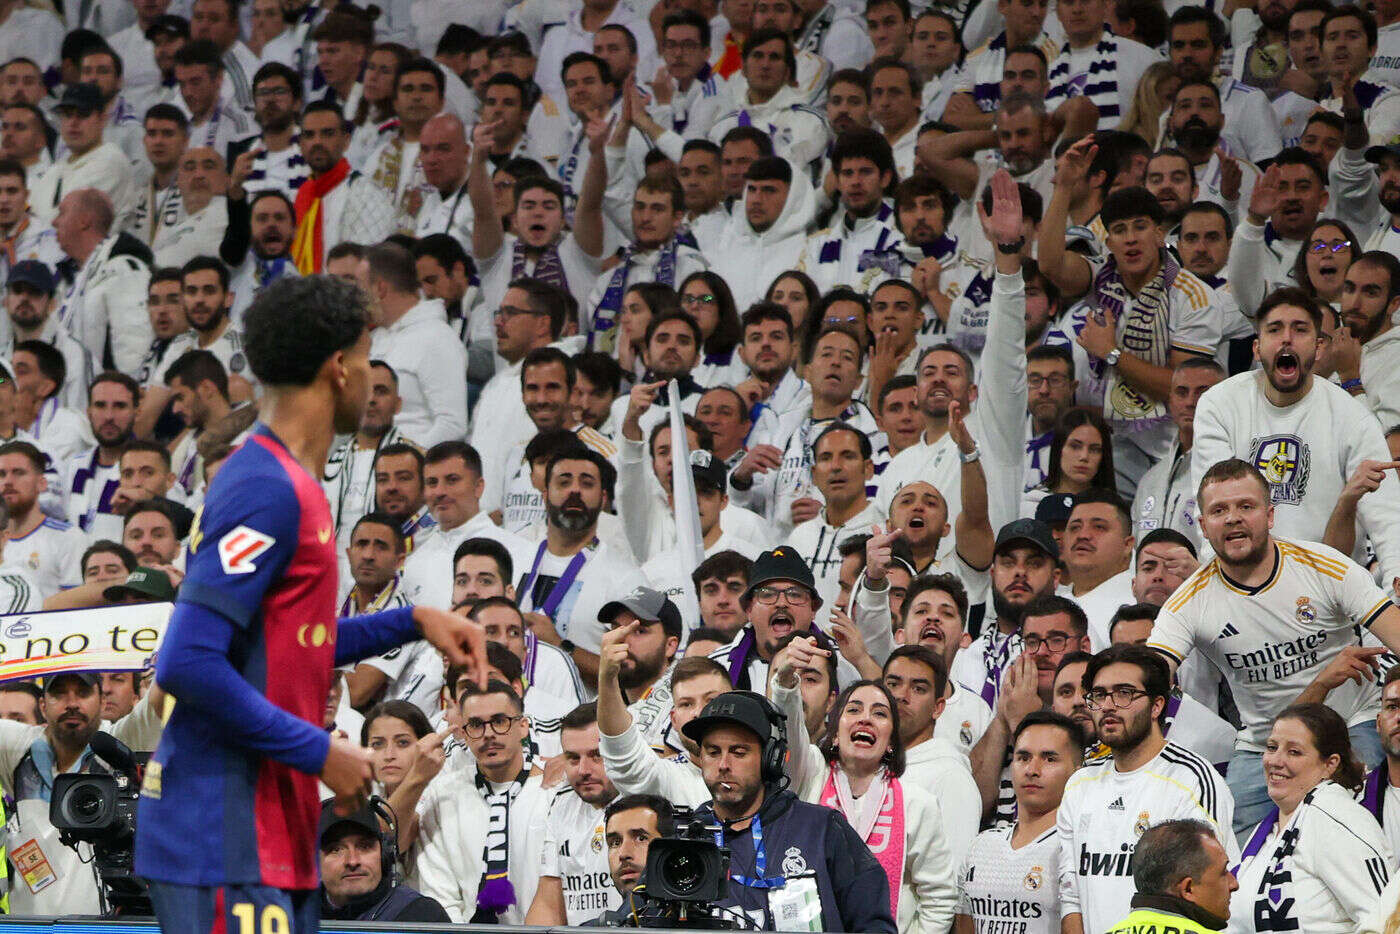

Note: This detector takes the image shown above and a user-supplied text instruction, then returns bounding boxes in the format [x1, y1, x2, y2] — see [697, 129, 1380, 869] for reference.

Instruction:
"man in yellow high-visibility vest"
[1103, 819, 1236, 934]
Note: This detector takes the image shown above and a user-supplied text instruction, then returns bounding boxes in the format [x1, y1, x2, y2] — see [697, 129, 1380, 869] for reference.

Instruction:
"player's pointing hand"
[414, 606, 489, 689]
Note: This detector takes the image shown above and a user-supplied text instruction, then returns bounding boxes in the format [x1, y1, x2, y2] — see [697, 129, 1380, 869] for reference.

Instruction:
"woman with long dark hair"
[681, 271, 749, 387]
[1228, 703, 1392, 933]
[771, 644, 959, 934]
[1020, 409, 1117, 517]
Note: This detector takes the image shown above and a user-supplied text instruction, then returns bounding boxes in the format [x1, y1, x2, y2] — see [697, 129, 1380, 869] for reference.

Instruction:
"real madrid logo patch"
[1134, 812, 1151, 836]
[1023, 866, 1043, 891]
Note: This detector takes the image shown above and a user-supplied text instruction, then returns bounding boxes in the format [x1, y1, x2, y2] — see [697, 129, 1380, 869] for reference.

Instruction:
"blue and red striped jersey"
[135, 424, 339, 890]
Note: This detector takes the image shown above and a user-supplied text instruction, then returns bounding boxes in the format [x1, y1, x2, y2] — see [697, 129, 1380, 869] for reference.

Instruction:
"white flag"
[669, 379, 705, 570]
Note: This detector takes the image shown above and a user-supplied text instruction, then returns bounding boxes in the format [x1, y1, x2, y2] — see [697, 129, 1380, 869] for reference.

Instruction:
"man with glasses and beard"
[517, 450, 645, 691]
[227, 62, 307, 203]
[1191, 288, 1400, 589]
[1056, 645, 1236, 934]
[710, 546, 861, 691]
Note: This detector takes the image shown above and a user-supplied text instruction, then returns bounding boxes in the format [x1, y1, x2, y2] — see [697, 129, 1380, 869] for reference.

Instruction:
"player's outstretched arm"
[334, 605, 487, 688]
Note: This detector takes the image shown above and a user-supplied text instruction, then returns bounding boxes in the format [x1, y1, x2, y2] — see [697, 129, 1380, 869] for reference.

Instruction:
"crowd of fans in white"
[14, 0, 1400, 928]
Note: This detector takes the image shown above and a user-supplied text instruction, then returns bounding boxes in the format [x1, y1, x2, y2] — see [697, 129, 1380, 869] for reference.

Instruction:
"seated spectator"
[317, 798, 450, 922]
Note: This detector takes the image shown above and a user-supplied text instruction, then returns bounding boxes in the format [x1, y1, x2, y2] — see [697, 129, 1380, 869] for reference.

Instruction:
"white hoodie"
[709, 162, 819, 311]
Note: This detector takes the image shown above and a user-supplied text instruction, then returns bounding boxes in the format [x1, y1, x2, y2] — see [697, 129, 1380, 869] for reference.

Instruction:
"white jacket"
[598, 718, 710, 806]
[709, 161, 818, 311]
[57, 235, 154, 378]
[414, 767, 550, 924]
[772, 679, 960, 934]
[1191, 371, 1400, 587]
[29, 143, 137, 230]
[1228, 780, 1393, 934]
[1360, 326, 1400, 430]
[875, 270, 1029, 554]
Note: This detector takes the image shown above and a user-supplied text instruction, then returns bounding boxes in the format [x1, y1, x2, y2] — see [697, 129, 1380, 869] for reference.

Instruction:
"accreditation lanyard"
[717, 814, 787, 889]
[520, 540, 590, 620]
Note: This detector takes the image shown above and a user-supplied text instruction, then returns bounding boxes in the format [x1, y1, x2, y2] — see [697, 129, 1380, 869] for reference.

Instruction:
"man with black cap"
[956, 517, 1060, 821]
[318, 798, 449, 922]
[30, 84, 137, 228]
[599, 585, 683, 749]
[642, 450, 763, 630]
[4, 259, 93, 408]
[681, 690, 897, 933]
[709, 545, 856, 692]
[0, 669, 163, 916]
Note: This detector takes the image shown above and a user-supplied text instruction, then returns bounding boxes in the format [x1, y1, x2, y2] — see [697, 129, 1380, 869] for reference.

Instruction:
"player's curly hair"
[243, 275, 369, 388]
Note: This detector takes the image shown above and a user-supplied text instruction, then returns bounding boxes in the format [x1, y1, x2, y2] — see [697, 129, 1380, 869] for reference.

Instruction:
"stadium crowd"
[10, 0, 1400, 928]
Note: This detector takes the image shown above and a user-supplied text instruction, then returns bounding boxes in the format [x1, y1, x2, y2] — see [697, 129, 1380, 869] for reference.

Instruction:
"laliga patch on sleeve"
[218, 525, 275, 575]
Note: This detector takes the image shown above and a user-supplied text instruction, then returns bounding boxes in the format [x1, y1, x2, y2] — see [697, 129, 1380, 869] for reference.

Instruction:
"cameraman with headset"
[317, 798, 449, 923]
[681, 691, 897, 932]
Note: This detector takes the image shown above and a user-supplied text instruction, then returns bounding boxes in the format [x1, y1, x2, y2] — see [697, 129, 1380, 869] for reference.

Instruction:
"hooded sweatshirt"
[709, 161, 819, 310]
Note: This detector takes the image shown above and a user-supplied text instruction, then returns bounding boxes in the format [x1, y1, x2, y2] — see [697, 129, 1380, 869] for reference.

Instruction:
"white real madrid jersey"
[2, 517, 84, 598]
[537, 787, 618, 925]
[1056, 742, 1237, 934]
[957, 823, 1063, 934]
[1150, 538, 1392, 751]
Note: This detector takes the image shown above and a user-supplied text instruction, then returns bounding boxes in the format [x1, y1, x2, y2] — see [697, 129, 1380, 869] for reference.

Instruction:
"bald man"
[415, 113, 473, 247]
[154, 146, 230, 267]
[50, 188, 153, 379]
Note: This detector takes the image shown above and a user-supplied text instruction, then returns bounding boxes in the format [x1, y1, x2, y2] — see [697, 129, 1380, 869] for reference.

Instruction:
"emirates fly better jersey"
[1149, 538, 1393, 751]
[136, 425, 341, 889]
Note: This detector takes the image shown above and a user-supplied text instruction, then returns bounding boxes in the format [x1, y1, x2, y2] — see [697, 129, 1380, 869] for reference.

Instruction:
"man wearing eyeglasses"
[416, 679, 550, 924]
[1056, 644, 1237, 934]
[226, 63, 308, 204]
[709, 546, 860, 691]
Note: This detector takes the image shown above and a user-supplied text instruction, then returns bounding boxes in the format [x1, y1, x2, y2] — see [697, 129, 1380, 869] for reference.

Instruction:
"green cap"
[103, 567, 176, 604]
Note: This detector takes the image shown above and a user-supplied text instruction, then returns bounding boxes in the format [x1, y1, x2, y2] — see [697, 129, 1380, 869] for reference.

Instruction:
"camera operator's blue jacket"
[696, 787, 896, 933]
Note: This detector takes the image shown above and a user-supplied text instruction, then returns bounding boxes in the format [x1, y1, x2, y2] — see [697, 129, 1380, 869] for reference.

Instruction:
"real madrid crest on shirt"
[1248, 434, 1311, 504]
[781, 846, 808, 876]
[1295, 597, 1316, 625]
[1134, 811, 1151, 836]
[1023, 865, 1043, 891]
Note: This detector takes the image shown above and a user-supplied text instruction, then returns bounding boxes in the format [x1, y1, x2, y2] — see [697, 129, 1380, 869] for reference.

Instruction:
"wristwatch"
[959, 446, 982, 464]
[995, 238, 1025, 255]
[559, 639, 576, 655]
[1104, 348, 1122, 367]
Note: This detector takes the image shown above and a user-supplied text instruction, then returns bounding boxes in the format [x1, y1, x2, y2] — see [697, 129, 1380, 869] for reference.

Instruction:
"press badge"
[768, 873, 822, 932]
[12, 838, 56, 894]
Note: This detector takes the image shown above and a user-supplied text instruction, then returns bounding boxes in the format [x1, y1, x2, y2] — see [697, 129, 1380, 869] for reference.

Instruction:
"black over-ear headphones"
[728, 690, 790, 784]
[367, 795, 401, 885]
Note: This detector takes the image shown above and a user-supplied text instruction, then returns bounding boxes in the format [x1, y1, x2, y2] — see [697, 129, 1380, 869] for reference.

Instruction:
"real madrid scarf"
[1047, 35, 1125, 123]
[510, 238, 569, 294]
[292, 157, 350, 273]
[589, 239, 680, 350]
[473, 763, 532, 921]
[1091, 249, 1177, 434]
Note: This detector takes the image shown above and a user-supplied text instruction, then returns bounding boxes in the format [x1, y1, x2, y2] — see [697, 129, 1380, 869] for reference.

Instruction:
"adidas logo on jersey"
[1108, 797, 1125, 811]
[1217, 622, 1240, 640]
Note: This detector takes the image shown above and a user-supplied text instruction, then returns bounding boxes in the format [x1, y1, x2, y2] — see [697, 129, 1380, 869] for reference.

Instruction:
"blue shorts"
[148, 880, 319, 934]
